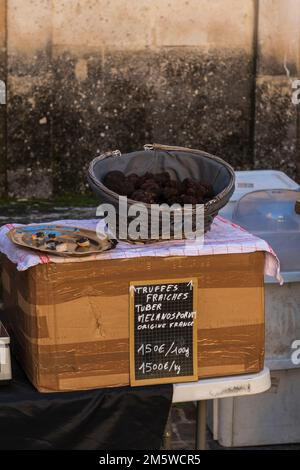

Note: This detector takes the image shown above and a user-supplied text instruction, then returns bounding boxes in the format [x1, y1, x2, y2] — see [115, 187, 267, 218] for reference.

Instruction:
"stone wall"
[255, 0, 300, 178]
[0, 0, 300, 198]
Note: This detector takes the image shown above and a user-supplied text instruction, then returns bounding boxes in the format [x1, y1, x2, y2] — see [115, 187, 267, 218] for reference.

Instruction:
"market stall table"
[0, 354, 270, 450]
[0, 217, 280, 449]
[171, 367, 271, 450]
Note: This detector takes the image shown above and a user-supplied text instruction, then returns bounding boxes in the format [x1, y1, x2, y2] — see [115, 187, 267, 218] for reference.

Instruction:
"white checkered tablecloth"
[0, 216, 282, 283]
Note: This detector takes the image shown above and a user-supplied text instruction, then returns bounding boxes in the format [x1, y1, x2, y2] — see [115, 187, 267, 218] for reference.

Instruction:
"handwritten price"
[139, 360, 181, 375]
[137, 341, 190, 358]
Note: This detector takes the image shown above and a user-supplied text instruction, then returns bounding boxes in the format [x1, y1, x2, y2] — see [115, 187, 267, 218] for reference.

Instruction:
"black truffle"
[103, 171, 125, 193]
[139, 172, 154, 185]
[162, 187, 179, 202]
[103, 171, 135, 196]
[180, 194, 198, 205]
[201, 182, 214, 198]
[182, 178, 198, 191]
[131, 190, 157, 204]
[140, 179, 161, 196]
[103, 170, 214, 206]
[166, 180, 183, 192]
[154, 172, 170, 186]
[121, 177, 135, 196]
[166, 197, 181, 206]
[104, 170, 124, 184]
[127, 173, 141, 190]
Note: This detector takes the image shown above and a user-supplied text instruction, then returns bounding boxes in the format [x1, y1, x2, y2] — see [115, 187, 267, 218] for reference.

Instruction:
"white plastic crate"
[209, 369, 300, 447]
[220, 171, 300, 370]
[210, 170, 300, 446]
[219, 170, 299, 221]
[0, 322, 12, 383]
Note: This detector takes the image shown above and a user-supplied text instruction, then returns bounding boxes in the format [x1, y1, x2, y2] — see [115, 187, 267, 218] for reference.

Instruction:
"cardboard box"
[1, 252, 265, 392]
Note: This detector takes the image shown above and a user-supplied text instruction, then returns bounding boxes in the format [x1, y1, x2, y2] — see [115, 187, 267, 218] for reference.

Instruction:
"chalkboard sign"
[129, 278, 198, 386]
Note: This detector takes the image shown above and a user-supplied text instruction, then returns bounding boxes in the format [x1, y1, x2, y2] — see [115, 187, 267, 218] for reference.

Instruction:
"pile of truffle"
[103, 171, 214, 205]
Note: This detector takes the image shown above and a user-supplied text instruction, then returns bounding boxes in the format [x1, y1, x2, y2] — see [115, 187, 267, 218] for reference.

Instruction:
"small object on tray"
[76, 237, 90, 248]
[8, 224, 116, 257]
[47, 232, 57, 240]
[46, 240, 69, 252]
[31, 231, 46, 247]
[46, 240, 59, 250]
[32, 231, 45, 240]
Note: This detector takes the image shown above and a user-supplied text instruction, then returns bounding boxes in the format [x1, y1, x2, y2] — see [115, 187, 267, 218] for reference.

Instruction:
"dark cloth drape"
[0, 357, 173, 450]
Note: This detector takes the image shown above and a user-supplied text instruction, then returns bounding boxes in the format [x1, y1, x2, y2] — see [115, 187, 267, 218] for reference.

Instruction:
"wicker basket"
[87, 143, 235, 242]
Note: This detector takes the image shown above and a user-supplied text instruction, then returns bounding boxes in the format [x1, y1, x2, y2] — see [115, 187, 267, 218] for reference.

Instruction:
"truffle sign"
[129, 278, 198, 386]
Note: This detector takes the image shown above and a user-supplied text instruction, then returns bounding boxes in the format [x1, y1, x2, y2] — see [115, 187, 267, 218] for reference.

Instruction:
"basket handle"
[96, 149, 122, 160]
[144, 143, 225, 161]
[144, 143, 209, 154]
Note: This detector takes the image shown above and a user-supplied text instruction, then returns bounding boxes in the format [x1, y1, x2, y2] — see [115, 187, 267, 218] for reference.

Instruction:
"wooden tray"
[8, 224, 116, 257]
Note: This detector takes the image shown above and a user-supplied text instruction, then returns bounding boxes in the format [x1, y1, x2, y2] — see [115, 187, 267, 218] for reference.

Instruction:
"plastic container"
[0, 322, 12, 384]
[232, 188, 300, 369]
[219, 170, 298, 220]
[233, 189, 300, 274]
[209, 175, 300, 447]
[221, 176, 300, 368]
[209, 369, 300, 447]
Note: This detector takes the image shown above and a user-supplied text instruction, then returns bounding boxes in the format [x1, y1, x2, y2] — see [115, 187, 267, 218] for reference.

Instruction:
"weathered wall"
[2, 0, 300, 198]
[7, 0, 53, 198]
[255, 0, 300, 177]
